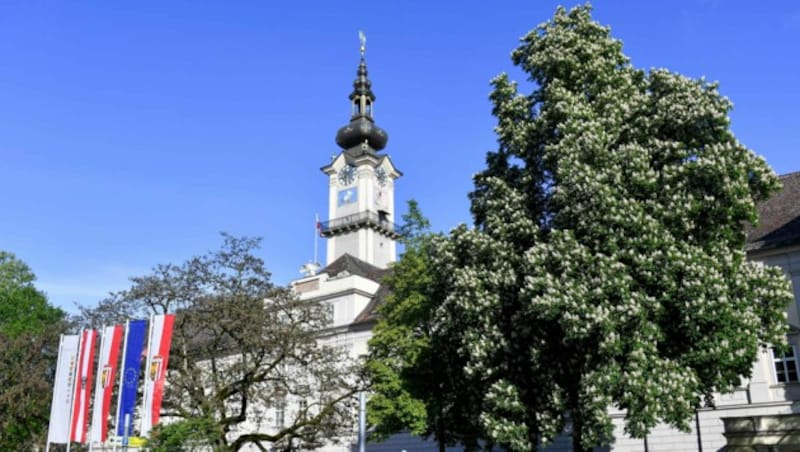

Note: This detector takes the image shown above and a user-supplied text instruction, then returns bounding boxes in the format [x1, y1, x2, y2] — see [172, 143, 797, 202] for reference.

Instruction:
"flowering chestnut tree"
[439, 5, 793, 451]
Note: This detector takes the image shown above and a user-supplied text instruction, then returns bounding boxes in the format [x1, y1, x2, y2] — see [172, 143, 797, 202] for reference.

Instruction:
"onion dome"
[335, 53, 389, 152]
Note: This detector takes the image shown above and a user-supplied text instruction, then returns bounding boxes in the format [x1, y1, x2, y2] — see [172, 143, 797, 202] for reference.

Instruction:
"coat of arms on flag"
[101, 365, 113, 388]
[149, 356, 163, 381]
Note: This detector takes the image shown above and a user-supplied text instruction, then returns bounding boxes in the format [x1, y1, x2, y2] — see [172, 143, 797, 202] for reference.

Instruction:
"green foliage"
[0, 251, 64, 337]
[0, 251, 67, 451]
[367, 203, 435, 440]
[149, 417, 224, 451]
[437, 4, 794, 451]
[0, 251, 36, 290]
[398, 199, 431, 246]
[367, 201, 486, 450]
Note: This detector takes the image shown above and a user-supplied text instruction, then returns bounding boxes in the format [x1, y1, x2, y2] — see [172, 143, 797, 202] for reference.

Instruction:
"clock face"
[338, 165, 356, 186]
[375, 167, 387, 187]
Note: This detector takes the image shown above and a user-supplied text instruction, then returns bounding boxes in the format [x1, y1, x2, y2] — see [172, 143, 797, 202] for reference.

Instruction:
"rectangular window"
[773, 346, 800, 383]
[275, 401, 285, 428]
[298, 399, 307, 419]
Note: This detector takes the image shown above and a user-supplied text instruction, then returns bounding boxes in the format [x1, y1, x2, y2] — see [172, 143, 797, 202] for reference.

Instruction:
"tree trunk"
[437, 415, 446, 452]
[572, 410, 589, 452]
[527, 423, 539, 452]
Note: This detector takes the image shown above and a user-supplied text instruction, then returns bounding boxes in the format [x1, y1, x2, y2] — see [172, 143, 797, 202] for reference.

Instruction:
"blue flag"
[116, 319, 147, 437]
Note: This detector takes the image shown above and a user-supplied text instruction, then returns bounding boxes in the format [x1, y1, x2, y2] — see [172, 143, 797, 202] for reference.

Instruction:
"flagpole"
[114, 321, 130, 444]
[89, 325, 107, 452]
[66, 330, 84, 452]
[314, 213, 320, 265]
[45, 334, 65, 452]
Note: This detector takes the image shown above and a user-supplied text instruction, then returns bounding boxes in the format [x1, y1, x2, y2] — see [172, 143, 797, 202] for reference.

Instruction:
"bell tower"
[319, 34, 401, 268]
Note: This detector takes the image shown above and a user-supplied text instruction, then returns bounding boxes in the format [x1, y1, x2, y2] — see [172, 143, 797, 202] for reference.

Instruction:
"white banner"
[140, 314, 175, 436]
[46, 334, 80, 445]
[90, 325, 123, 444]
[70, 329, 97, 444]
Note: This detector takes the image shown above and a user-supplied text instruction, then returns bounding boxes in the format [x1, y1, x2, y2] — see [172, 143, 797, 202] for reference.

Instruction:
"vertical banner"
[89, 324, 123, 444]
[140, 314, 175, 436]
[46, 334, 80, 445]
[115, 319, 147, 437]
[70, 329, 97, 444]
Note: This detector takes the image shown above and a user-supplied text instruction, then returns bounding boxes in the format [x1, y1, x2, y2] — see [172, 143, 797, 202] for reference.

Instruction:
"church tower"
[319, 39, 401, 269]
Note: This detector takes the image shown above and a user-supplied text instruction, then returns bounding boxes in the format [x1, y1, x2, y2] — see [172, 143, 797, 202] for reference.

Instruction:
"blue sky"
[1, 1, 798, 312]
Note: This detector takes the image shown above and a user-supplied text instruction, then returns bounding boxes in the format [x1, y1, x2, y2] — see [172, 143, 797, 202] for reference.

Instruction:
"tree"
[366, 201, 486, 451]
[78, 235, 364, 451]
[438, 4, 793, 451]
[0, 251, 68, 450]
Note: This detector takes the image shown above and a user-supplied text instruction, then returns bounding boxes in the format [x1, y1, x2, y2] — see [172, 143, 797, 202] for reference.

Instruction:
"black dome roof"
[335, 56, 389, 153]
[336, 117, 388, 151]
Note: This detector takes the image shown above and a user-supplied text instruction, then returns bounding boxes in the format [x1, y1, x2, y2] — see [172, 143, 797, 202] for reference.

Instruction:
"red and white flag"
[140, 314, 175, 436]
[89, 325, 123, 444]
[70, 329, 97, 444]
[46, 334, 80, 445]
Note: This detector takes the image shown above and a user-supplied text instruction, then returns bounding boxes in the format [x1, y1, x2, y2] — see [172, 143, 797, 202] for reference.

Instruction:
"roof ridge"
[319, 253, 387, 282]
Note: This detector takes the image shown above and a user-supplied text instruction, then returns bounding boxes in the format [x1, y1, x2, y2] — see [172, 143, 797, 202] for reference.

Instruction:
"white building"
[292, 45, 400, 357]
[286, 44, 468, 451]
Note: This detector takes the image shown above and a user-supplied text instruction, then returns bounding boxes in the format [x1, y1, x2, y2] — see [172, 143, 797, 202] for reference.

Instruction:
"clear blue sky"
[1, 1, 797, 312]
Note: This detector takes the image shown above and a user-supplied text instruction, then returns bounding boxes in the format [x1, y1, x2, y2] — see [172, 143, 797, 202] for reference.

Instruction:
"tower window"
[353, 101, 361, 115]
[365, 100, 372, 116]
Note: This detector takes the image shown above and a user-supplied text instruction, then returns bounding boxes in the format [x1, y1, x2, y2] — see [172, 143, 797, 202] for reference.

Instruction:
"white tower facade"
[319, 53, 401, 268]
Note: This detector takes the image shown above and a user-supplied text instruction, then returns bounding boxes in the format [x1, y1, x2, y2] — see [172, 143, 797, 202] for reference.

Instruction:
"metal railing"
[319, 211, 400, 237]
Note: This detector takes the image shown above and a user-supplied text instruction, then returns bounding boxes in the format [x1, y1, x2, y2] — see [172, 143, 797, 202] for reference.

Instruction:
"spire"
[349, 57, 375, 119]
[335, 31, 388, 154]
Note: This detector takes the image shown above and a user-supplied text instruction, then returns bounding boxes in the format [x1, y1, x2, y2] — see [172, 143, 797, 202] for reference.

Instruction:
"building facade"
[293, 43, 399, 356]
[289, 46, 424, 451]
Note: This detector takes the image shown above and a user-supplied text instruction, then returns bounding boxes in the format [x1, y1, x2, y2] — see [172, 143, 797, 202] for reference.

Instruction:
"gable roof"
[747, 171, 800, 252]
[317, 253, 391, 327]
[320, 152, 402, 177]
[320, 253, 388, 283]
[352, 278, 391, 325]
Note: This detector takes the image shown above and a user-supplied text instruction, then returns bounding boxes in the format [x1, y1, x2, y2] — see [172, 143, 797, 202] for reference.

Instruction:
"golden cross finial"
[358, 30, 366, 57]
